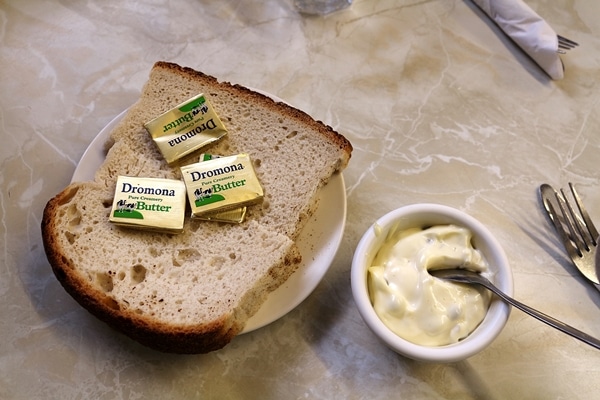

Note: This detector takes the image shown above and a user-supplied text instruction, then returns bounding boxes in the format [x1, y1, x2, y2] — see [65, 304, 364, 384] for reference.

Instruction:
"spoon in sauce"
[431, 269, 600, 350]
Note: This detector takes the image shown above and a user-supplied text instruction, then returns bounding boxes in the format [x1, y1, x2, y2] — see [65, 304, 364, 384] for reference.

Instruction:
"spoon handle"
[488, 285, 600, 350]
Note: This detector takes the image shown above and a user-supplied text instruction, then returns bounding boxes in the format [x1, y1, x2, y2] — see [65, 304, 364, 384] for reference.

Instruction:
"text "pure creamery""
[180, 153, 263, 218]
[109, 176, 187, 233]
[193, 154, 248, 223]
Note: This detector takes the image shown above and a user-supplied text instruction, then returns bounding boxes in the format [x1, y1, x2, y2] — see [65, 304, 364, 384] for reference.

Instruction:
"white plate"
[71, 97, 346, 334]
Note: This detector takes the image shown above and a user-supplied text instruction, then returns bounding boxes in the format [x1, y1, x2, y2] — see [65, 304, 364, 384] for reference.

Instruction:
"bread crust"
[42, 62, 351, 353]
[152, 61, 352, 176]
[42, 183, 303, 353]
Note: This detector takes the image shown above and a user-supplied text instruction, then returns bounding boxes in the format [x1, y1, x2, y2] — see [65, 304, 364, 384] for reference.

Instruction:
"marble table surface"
[2, 0, 600, 398]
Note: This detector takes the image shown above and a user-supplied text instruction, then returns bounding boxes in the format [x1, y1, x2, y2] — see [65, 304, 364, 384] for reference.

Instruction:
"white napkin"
[472, 0, 564, 80]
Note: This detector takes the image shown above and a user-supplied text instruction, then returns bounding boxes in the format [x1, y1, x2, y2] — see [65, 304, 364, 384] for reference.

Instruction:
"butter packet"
[197, 206, 247, 224]
[180, 153, 263, 218]
[194, 154, 247, 223]
[144, 94, 227, 164]
[109, 176, 187, 233]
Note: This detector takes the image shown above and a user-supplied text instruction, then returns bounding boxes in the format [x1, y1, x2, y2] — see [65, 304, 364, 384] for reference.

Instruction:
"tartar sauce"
[368, 224, 491, 346]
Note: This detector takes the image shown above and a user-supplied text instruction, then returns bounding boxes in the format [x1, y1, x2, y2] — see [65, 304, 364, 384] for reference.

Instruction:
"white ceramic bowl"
[351, 204, 513, 363]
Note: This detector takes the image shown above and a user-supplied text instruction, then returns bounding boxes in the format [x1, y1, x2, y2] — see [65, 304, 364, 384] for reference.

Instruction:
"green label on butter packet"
[180, 153, 263, 219]
[109, 176, 187, 233]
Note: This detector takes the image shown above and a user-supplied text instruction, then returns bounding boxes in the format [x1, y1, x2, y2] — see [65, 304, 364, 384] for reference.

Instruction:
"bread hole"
[188, 218, 204, 233]
[210, 256, 226, 269]
[67, 206, 82, 227]
[96, 272, 114, 292]
[56, 186, 79, 205]
[173, 248, 201, 266]
[64, 231, 76, 245]
[135, 309, 143, 315]
[274, 145, 279, 151]
[131, 264, 147, 284]
[229, 252, 236, 260]
[286, 130, 298, 139]
[85, 226, 93, 233]
[102, 296, 120, 311]
[253, 158, 262, 168]
[57, 256, 71, 271]
[148, 247, 160, 257]
[117, 271, 126, 281]
[69, 214, 81, 226]
[102, 199, 112, 208]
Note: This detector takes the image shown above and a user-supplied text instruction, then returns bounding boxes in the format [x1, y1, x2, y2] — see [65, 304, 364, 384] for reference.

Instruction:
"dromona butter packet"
[109, 176, 187, 233]
[194, 154, 248, 224]
[144, 94, 227, 164]
[180, 153, 263, 218]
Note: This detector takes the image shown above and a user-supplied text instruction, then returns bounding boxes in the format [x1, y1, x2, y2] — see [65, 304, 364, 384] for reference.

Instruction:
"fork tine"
[540, 183, 599, 284]
[545, 198, 581, 260]
[541, 184, 582, 257]
[558, 43, 575, 50]
[558, 42, 577, 50]
[557, 35, 578, 54]
[569, 182, 599, 245]
[555, 189, 587, 257]
[558, 35, 579, 48]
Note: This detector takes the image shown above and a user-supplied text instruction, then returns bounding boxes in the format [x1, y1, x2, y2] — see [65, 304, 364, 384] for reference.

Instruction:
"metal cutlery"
[540, 183, 599, 285]
[432, 269, 600, 350]
[557, 35, 579, 54]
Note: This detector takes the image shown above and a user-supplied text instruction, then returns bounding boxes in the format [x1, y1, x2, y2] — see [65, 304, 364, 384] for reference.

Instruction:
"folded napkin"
[472, 0, 564, 80]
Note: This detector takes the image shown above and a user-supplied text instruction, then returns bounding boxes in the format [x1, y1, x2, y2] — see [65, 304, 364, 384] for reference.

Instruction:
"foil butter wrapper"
[109, 176, 187, 233]
[144, 94, 228, 164]
[198, 207, 247, 224]
[180, 153, 263, 220]
[195, 154, 248, 223]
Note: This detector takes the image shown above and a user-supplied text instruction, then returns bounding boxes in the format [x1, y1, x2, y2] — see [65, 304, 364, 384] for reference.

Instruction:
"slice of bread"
[42, 62, 352, 353]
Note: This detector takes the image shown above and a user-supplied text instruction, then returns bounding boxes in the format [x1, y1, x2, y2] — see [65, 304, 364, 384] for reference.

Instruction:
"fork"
[557, 35, 579, 54]
[540, 183, 599, 285]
